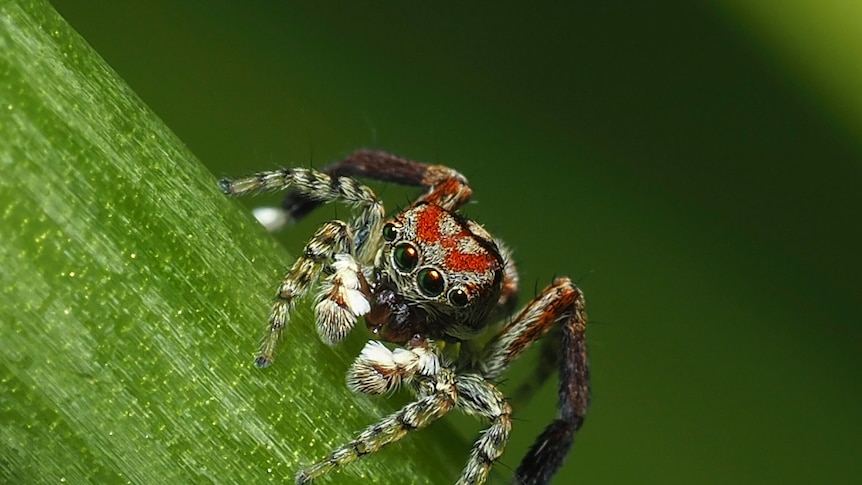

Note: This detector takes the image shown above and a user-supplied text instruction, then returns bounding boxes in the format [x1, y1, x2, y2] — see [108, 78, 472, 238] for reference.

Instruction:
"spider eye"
[382, 222, 398, 242]
[448, 288, 469, 306]
[392, 242, 419, 272]
[417, 268, 445, 297]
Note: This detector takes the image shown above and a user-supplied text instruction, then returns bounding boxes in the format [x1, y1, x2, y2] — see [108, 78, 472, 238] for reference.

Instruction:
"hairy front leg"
[219, 167, 386, 365]
[256, 221, 353, 367]
[453, 374, 512, 485]
[280, 149, 474, 226]
[219, 166, 385, 259]
[296, 372, 457, 484]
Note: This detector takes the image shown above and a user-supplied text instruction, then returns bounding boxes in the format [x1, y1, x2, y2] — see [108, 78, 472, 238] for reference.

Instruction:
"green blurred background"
[47, 1, 861, 483]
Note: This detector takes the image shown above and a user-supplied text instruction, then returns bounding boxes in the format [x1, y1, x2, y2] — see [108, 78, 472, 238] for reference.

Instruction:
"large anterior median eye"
[417, 268, 445, 297]
[392, 242, 419, 272]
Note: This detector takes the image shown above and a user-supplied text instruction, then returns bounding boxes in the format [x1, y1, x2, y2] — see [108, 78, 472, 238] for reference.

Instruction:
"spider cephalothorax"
[219, 149, 589, 485]
[368, 202, 505, 344]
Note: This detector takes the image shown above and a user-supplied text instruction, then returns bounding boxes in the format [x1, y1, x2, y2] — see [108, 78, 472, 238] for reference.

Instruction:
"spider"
[219, 150, 590, 485]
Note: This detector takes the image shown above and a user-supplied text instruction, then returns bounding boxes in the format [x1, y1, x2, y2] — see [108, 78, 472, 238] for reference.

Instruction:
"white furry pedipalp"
[347, 341, 441, 394]
[315, 254, 371, 344]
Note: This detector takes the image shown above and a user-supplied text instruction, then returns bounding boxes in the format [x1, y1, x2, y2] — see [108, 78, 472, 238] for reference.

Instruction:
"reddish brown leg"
[480, 278, 589, 485]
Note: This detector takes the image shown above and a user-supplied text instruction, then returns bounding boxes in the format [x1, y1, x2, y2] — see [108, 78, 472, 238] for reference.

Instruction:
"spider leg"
[279, 149, 473, 225]
[416, 165, 472, 211]
[294, 390, 455, 484]
[219, 169, 385, 365]
[297, 341, 456, 484]
[345, 343, 515, 485]
[257, 221, 352, 367]
[480, 277, 589, 485]
[508, 326, 560, 406]
[453, 374, 512, 485]
[219, 167, 384, 259]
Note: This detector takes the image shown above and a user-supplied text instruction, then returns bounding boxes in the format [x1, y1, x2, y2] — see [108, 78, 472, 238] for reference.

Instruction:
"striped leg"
[454, 374, 512, 485]
[219, 167, 385, 261]
[296, 370, 457, 484]
[277, 149, 474, 225]
[257, 221, 352, 367]
[219, 168, 386, 365]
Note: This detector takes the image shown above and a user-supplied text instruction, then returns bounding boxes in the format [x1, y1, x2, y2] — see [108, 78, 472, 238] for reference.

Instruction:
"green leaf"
[0, 1, 463, 483]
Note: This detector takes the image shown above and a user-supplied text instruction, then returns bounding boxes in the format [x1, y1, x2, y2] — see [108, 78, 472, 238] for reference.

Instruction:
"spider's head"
[366, 202, 504, 344]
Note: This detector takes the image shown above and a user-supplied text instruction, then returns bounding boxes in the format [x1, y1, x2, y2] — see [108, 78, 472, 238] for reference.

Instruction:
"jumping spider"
[219, 150, 590, 485]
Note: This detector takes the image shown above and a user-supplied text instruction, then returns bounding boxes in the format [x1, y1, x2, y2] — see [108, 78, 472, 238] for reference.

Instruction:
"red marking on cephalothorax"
[415, 204, 444, 243]
[446, 249, 496, 274]
[414, 204, 497, 274]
